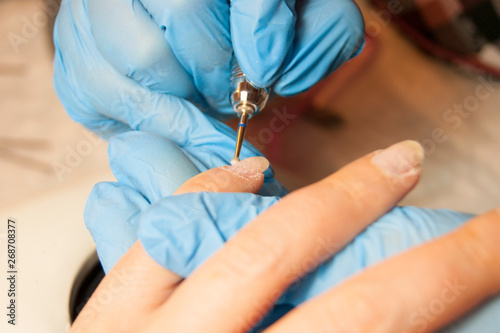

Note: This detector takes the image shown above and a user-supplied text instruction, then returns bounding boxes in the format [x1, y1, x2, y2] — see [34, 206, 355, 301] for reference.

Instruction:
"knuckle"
[323, 285, 391, 331]
[324, 178, 366, 212]
[187, 177, 220, 193]
[458, 213, 500, 280]
[218, 230, 286, 280]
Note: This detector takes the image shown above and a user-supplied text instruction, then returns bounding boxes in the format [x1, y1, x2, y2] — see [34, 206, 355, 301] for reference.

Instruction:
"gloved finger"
[230, 0, 296, 88]
[267, 209, 500, 333]
[273, 0, 365, 96]
[55, 0, 205, 143]
[280, 207, 474, 305]
[54, 0, 137, 139]
[142, 141, 424, 332]
[86, 0, 201, 106]
[138, 192, 280, 277]
[107, 132, 201, 203]
[54, 44, 131, 140]
[54, 0, 230, 144]
[84, 182, 149, 272]
[139, 0, 233, 114]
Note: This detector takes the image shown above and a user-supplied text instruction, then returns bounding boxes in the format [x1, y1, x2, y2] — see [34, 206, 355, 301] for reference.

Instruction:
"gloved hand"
[85, 130, 286, 272]
[86, 132, 500, 331]
[53, 0, 365, 139]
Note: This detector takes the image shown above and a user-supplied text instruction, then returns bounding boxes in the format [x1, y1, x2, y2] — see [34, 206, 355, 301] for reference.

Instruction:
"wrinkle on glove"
[138, 192, 280, 277]
[84, 182, 150, 272]
[87, 0, 200, 104]
[230, 0, 297, 87]
[272, 0, 365, 95]
[108, 132, 201, 201]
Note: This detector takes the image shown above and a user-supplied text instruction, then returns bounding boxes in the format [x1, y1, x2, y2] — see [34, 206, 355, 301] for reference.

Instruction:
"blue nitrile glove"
[53, 0, 365, 138]
[84, 131, 287, 272]
[137, 195, 500, 332]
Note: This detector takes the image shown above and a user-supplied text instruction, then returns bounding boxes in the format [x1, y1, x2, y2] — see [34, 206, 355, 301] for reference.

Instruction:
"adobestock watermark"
[341, 0, 403, 56]
[284, 235, 342, 290]
[112, 88, 150, 117]
[418, 74, 496, 157]
[110, 64, 181, 117]
[347, 0, 487, 56]
[379, 74, 496, 191]
[407, 278, 468, 332]
[113, 88, 300, 160]
[70, 267, 133, 333]
[247, 106, 297, 151]
[235, 235, 342, 331]
[52, 129, 103, 182]
[7, 0, 60, 54]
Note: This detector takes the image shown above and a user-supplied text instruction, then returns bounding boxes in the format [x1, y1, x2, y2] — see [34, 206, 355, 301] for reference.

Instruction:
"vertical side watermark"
[5, 218, 17, 326]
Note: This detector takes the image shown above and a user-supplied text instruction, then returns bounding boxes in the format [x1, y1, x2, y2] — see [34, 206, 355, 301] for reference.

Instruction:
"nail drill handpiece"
[230, 63, 270, 165]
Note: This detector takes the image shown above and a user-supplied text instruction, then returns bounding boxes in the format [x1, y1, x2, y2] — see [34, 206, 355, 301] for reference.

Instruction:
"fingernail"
[371, 140, 425, 176]
[227, 157, 270, 178]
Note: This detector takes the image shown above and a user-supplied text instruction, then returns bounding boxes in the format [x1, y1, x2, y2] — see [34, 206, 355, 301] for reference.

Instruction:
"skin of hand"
[53, 0, 365, 139]
[72, 140, 500, 332]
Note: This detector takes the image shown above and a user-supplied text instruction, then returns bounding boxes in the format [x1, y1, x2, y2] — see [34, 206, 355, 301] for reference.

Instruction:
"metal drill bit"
[231, 111, 249, 165]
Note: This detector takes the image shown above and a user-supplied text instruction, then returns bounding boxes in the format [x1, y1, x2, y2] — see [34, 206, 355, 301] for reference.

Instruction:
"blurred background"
[0, 0, 111, 207]
[0, 0, 499, 332]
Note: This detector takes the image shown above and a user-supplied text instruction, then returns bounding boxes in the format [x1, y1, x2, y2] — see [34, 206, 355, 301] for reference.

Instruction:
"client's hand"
[76, 138, 500, 332]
